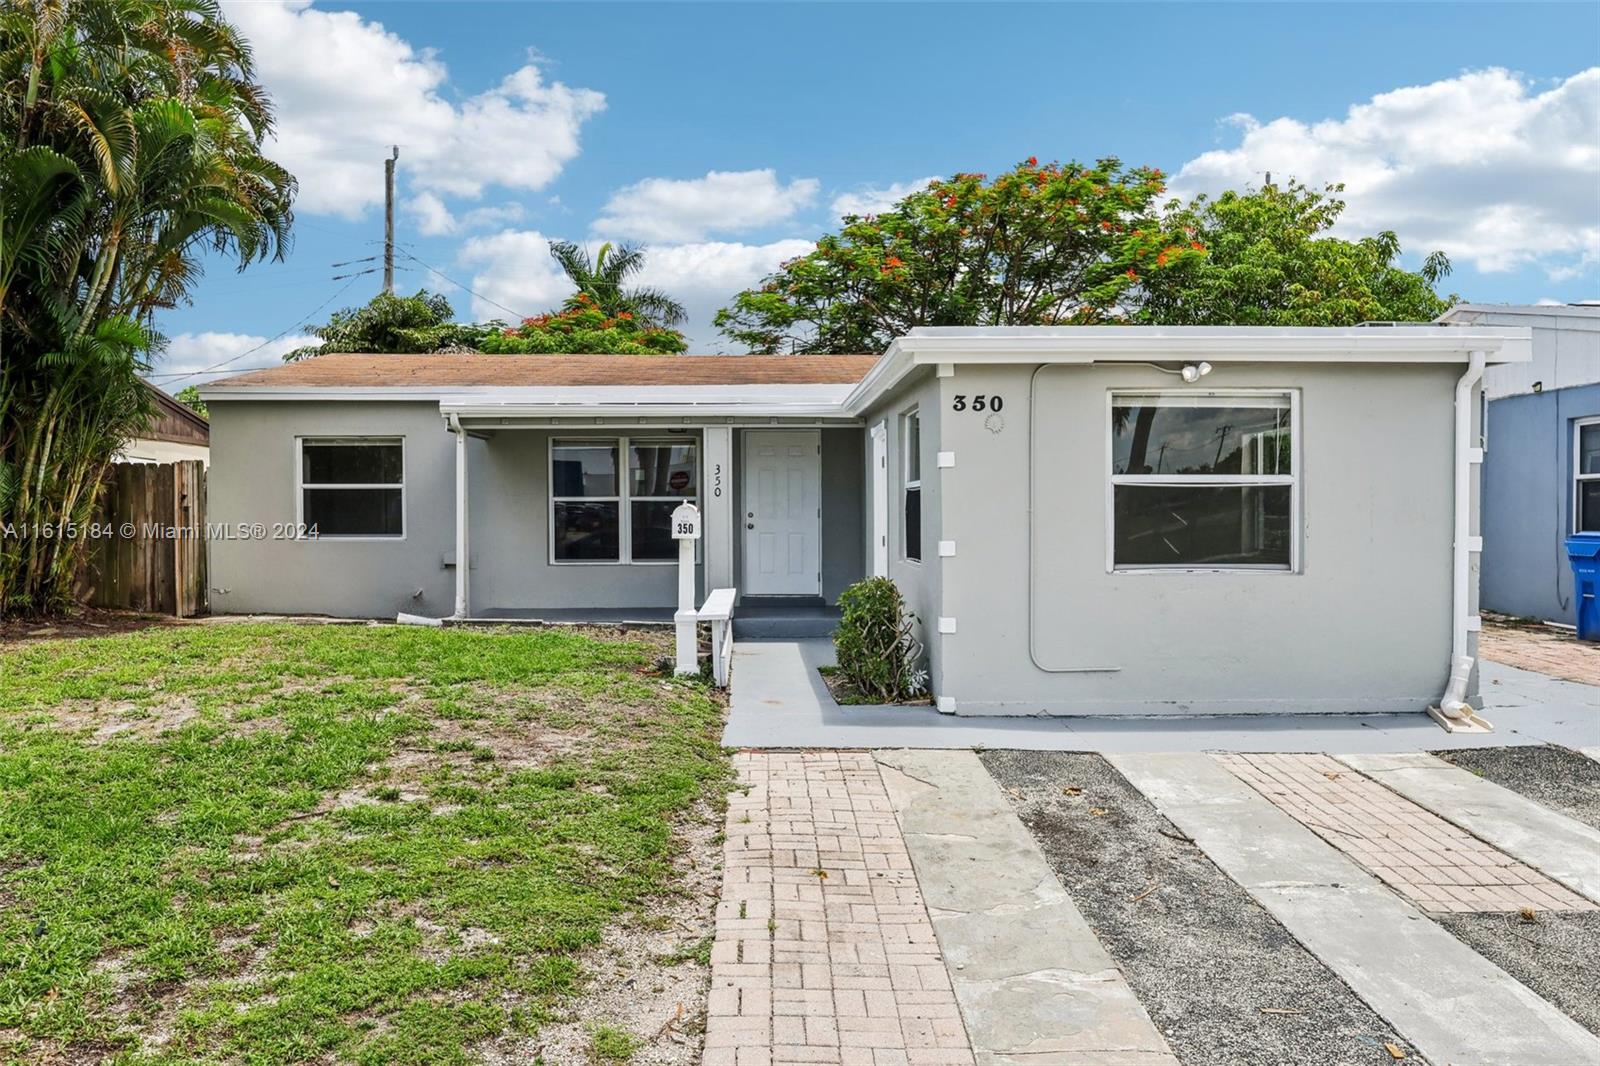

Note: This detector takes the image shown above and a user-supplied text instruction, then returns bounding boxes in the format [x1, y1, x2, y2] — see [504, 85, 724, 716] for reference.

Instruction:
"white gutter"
[449, 412, 469, 621]
[1431, 350, 1492, 733]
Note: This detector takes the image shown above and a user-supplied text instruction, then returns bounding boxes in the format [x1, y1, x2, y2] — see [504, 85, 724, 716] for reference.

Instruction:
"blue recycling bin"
[1568, 535, 1600, 642]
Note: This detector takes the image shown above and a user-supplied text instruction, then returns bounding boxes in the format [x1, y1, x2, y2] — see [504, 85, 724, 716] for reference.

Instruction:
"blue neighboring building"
[1440, 303, 1600, 626]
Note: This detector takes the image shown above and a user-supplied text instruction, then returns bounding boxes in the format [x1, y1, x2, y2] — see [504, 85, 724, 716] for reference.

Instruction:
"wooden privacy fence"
[82, 460, 207, 616]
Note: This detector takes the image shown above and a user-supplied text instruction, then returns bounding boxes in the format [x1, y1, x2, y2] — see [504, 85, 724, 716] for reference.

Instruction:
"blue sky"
[153, 1, 1600, 389]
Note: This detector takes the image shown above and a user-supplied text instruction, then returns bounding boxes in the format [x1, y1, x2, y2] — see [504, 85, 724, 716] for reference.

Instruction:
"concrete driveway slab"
[1338, 751, 1600, 904]
[1111, 752, 1600, 1066]
[876, 749, 1178, 1066]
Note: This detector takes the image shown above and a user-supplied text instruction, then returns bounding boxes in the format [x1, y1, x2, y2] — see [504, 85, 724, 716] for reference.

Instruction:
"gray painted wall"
[889, 361, 1473, 715]
[209, 402, 866, 617]
[473, 428, 694, 611]
[860, 372, 945, 695]
[1482, 382, 1600, 624]
[208, 401, 463, 618]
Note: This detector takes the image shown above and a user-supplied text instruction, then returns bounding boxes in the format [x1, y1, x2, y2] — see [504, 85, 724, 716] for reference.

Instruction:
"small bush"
[833, 577, 927, 702]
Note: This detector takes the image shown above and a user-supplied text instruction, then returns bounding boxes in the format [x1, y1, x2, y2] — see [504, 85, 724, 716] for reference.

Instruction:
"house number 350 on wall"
[951, 394, 1004, 412]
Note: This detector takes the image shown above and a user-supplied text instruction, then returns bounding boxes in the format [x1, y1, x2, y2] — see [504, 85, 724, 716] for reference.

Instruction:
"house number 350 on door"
[951, 394, 1004, 412]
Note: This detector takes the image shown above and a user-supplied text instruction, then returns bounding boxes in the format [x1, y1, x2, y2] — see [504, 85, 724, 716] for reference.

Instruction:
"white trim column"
[452, 417, 470, 618]
[703, 425, 734, 592]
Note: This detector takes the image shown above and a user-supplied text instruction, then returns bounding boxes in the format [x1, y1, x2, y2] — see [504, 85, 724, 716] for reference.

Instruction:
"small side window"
[903, 409, 922, 562]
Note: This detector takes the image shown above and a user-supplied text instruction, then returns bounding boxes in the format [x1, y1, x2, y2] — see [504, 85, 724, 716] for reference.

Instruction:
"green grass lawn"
[0, 622, 729, 1065]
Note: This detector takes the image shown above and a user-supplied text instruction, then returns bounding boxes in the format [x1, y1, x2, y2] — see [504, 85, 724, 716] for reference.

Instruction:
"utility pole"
[383, 146, 399, 294]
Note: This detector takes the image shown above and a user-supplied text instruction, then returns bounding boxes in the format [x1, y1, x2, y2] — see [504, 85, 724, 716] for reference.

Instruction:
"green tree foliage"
[1138, 181, 1452, 325]
[716, 164, 1454, 353]
[715, 158, 1204, 353]
[1, 0, 295, 613]
[549, 240, 687, 327]
[174, 385, 207, 418]
[478, 294, 688, 355]
[284, 289, 487, 360]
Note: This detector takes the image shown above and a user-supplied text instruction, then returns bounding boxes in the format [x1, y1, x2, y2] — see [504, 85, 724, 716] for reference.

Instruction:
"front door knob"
[746, 522, 754, 529]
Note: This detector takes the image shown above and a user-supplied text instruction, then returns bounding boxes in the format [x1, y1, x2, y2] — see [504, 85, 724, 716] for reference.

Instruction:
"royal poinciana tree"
[0, 0, 294, 613]
[716, 160, 1453, 353]
[714, 158, 1206, 353]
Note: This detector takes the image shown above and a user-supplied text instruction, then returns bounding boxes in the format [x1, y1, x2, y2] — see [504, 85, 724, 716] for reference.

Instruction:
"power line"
[393, 246, 529, 320]
[144, 274, 364, 381]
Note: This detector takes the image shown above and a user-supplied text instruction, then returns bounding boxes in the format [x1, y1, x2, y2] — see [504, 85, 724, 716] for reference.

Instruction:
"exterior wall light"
[1181, 361, 1213, 383]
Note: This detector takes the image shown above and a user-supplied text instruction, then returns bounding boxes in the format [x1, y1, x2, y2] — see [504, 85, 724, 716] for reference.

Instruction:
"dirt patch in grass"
[0, 608, 174, 644]
[479, 797, 722, 1066]
[46, 693, 202, 743]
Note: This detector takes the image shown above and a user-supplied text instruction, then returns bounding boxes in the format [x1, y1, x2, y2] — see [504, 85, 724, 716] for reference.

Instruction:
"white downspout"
[1432, 350, 1491, 732]
[451, 413, 470, 620]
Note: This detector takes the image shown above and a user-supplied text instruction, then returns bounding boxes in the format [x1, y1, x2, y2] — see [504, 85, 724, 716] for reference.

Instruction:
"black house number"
[951, 394, 1003, 413]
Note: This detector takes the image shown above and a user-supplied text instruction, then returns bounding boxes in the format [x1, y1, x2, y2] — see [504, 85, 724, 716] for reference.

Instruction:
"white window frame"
[902, 407, 922, 564]
[1576, 416, 1600, 535]
[295, 436, 405, 541]
[1104, 389, 1301, 574]
[548, 435, 700, 566]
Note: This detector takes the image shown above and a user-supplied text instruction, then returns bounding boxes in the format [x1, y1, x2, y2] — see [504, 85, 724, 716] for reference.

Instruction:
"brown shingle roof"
[211, 353, 880, 389]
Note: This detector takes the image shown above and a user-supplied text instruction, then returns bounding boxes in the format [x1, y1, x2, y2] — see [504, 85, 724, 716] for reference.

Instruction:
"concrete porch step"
[732, 600, 840, 641]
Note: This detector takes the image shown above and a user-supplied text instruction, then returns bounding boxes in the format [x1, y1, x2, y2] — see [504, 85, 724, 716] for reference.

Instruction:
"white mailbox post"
[671, 501, 701, 676]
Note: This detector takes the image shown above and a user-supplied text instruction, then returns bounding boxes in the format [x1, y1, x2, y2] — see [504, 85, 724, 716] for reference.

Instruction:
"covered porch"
[441, 404, 867, 631]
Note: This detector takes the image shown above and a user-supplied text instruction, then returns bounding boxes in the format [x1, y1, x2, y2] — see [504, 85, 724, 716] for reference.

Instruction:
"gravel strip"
[1436, 912, 1600, 1037]
[981, 750, 1424, 1066]
[1435, 745, 1600, 831]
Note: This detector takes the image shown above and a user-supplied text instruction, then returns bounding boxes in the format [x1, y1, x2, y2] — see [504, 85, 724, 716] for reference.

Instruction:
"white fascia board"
[891, 325, 1532, 363]
[204, 383, 858, 412]
[1438, 303, 1600, 326]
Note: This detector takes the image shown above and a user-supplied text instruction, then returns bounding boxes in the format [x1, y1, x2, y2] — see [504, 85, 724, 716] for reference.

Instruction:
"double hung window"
[298, 438, 404, 537]
[1109, 393, 1296, 570]
[551, 437, 698, 563]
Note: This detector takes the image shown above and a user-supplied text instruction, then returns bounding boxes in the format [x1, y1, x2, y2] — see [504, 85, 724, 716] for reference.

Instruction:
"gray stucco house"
[1438, 303, 1600, 626]
[202, 325, 1530, 720]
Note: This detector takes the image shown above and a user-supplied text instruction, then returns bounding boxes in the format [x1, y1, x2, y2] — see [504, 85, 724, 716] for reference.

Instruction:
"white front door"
[870, 421, 888, 577]
[742, 429, 821, 596]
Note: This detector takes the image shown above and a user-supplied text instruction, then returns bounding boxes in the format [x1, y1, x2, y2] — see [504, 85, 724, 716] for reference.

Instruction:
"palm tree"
[548, 240, 687, 327]
[0, 0, 295, 613]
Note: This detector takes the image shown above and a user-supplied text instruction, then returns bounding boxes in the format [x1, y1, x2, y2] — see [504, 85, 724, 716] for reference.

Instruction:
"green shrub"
[833, 577, 927, 702]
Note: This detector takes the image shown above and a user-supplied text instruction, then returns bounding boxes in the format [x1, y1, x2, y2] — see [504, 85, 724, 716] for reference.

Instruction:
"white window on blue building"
[1577, 419, 1600, 534]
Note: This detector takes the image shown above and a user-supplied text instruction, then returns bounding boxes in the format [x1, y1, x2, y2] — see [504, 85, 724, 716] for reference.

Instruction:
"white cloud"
[223, 1, 604, 217]
[1171, 67, 1600, 278]
[456, 230, 571, 321]
[408, 191, 457, 237]
[831, 176, 941, 218]
[407, 193, 528, 237]
[636, 239, 816, 350]
[149, 330, 321, 391]
[594, 169, 820, 243]
[458, 231, 814, 349]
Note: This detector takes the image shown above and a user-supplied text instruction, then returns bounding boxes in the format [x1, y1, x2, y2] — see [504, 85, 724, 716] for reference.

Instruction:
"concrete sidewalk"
[723, 640, 1600, 753]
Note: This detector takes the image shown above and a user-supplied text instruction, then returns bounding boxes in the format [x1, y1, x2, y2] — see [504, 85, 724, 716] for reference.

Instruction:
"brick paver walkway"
[1217, 753, 1596, 915]
[1480, 617, 1600, 686]
[704, 752, 974, 1066]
